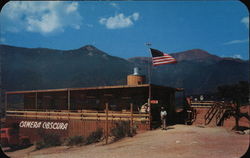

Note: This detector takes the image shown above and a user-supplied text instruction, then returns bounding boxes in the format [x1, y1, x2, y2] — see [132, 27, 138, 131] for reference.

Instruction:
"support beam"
[35, 92, 38, 110]
[5, 93, 7, 113]
[148, 85, 152, 130]
[105, 103, 109, 144]
[130, 103, 134, 135]
[68, 89, 71, 111]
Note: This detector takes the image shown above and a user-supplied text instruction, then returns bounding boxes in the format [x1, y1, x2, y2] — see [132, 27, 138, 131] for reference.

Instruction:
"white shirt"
[161, 111, 167, 118]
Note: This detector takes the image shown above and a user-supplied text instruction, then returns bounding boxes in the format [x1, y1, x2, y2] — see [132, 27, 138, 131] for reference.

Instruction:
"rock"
[243, 129, 250, 135]
[235, 131, 245, 135]
[196, 125, 205, 128]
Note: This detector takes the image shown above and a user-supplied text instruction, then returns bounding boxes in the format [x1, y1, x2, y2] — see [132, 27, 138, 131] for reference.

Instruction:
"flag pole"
[145, 43, 152, 84]
[145, 42, 152, 129]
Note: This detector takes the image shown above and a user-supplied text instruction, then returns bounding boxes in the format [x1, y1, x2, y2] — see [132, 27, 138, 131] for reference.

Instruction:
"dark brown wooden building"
[4, 83, 179, 143]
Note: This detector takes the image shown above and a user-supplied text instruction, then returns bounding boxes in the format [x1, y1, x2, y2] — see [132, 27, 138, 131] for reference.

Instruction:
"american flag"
[150, 48, 177, 66]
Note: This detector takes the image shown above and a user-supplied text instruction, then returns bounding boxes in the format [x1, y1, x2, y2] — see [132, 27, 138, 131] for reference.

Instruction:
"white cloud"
[232, 54, 242, 59]
[26, 10, 60, 33]
[99, 12, 140, 29]
[72, 24, 81, 30]
[0, 37, 6, 43]
[86, 24, 94, 28]
[110, 2, 119, 9]
[224, 17, 249, 46]
[1, 1, 82, 34]
[132, 13, 139, 21]
[66, 2, 78, 14]
[223, 38, 249, 45]
[241, 16, 249, 28]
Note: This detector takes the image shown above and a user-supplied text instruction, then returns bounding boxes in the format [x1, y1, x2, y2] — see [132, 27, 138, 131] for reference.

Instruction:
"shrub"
[110, 121, 136, 141]
[35, 133, 62, 149]
[66, 135, 85, 146]
[86, 128, 103, 144]
[35, 141, 46, 150]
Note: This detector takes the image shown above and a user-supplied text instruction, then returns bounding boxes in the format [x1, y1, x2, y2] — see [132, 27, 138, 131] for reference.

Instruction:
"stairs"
[215, 108, 225, 126]
[204, 102, 220, 125]
[204, 102, 233, 126]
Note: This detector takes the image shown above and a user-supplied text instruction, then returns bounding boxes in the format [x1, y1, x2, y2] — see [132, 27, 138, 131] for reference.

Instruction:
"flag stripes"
[150, 48, 177, 66]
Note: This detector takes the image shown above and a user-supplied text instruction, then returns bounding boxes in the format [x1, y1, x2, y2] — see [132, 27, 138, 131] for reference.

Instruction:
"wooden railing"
[215, 105, 225, 126]
[6, 110, 150, 122]
[204, 102, 221, 125]
[190, 101, 215, 107]
[204, 102, 234, 126]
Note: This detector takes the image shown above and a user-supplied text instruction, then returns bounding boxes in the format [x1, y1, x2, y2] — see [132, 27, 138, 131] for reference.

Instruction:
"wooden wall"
[5, 116, 149, 143]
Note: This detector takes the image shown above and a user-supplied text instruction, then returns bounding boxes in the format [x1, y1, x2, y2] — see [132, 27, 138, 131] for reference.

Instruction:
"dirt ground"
[3, 125, 249, 158]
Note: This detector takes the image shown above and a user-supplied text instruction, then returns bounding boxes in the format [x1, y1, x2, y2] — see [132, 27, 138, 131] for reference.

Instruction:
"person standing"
[160, 107, 167, 130]
[139, 103, 148, 114]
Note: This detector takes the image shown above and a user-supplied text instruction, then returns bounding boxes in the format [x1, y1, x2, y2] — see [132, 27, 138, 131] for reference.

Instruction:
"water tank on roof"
[127, 67, 146, 85]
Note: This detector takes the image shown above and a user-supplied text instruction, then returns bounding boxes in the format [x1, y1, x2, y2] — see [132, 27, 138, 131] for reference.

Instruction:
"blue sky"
[0, 1, 249, 59]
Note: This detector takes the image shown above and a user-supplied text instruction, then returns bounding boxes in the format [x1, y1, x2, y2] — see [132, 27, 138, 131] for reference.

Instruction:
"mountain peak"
[79, 45, 97, 51]
[187, 49, 209, 54]
[171, 49, 221, 62]
[75, 45, 112, 58]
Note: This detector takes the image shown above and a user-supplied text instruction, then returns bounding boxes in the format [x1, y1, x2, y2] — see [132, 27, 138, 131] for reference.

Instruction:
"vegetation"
[36, 133, 62, 150]
[110, 121, 136, 141]
[36, 128, 105, 149]
[217, 81, 249, 105]
[66, 135, 85, 146]
[86, 128, 104, 145]
[217, 81, 249, 130]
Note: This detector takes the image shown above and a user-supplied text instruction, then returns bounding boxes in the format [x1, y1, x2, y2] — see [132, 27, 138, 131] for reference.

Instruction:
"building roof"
[6, 84, 182, 95]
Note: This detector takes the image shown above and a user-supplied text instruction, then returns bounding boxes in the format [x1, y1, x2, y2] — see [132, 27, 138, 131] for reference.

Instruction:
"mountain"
[171, 49, 221, 63]
[129, 49, 249, 94]
[128, 49, 222, 64]
[0, 44, 132, 91]
[0, 45, 249, 95]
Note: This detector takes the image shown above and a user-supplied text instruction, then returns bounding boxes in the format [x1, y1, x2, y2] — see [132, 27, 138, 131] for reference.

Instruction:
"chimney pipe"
[133, 67, 139, 75]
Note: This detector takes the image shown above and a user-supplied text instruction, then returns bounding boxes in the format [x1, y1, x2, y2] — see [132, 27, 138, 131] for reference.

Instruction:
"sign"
[19, 121, 68, 130]
[150, 100, 158, 104]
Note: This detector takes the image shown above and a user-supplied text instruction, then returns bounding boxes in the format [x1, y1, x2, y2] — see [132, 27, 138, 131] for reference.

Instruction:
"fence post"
[67, 89, 71, 111]
[105, 103, 109, 144]
[5, 93, 7, 116]
[148, 98, 152, 130]
[35, 92, 38, 111]
[130, 103, 133, 136]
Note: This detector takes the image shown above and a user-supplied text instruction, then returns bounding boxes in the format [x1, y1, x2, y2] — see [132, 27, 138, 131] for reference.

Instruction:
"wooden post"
[130, 103, 133, 136]
[68, 89, 70, 111]
[146, 43, 152, 130]
[35, 92, 38, 111]
[105, 103, 109, 144]
[148, 85, 152, 130]
[5, 93, 7, 114]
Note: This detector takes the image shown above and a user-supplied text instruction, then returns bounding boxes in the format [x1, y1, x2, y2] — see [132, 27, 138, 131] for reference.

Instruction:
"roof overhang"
[6, 84, 178, 95]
